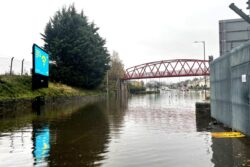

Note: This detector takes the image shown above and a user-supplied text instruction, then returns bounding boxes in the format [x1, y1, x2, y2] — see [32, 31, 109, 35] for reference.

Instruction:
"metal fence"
[0, 57, 32, 75]
[210, 40, 250, 135]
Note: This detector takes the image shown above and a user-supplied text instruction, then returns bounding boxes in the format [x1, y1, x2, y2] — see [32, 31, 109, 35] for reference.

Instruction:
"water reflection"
[48, 104, 111, 166]
[0, 126, 33, 167]
[32, 124, 50, 166]
[0, 98, 112, 167]
[210, 127, 250, 167]
[2, 91, 250, 166]
[101, 91, 213, 167]
[195, 97, 250, 167]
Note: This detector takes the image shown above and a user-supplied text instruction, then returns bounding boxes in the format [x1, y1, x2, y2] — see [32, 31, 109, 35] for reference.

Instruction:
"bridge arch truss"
[124, 59, 209, 80]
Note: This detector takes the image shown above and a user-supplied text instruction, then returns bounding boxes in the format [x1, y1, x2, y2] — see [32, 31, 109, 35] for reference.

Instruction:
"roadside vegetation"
[0, 5, 126, 100]
[42, 5, 110, 89]
[0, 75, 101, 100]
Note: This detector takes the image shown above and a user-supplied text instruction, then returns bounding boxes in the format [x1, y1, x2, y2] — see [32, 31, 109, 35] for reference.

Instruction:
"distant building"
[219, 18, 250, 56]
[197, 78, 210, 88]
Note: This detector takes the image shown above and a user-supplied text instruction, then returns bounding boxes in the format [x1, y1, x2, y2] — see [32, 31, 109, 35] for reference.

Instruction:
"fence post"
[21, 59, 24, 75]
[10, 57, 14, 75]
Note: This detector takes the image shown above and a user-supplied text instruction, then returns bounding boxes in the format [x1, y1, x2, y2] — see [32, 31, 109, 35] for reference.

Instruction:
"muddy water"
[1, 91, 250, 167]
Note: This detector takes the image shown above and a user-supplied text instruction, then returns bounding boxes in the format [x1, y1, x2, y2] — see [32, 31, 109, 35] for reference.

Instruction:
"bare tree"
[108, 51, 125, 80]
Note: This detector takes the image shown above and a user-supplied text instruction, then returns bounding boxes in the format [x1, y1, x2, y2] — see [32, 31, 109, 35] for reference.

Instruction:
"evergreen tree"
[42, 5, 110, 88]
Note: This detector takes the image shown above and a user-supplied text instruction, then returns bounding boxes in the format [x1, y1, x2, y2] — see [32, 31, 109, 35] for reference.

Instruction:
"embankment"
[0, 75, 105, 116]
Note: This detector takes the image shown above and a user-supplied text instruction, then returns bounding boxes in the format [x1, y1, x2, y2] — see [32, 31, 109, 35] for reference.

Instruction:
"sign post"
[32, 44, 49, 90]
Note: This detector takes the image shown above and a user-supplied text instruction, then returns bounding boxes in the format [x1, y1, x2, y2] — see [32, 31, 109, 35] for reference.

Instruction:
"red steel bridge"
[123, 59, 209, 80]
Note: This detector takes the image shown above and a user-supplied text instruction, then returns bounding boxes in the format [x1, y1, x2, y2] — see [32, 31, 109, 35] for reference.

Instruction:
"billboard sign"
[32, 44, 49, 90]
[33, 44, 49, 76]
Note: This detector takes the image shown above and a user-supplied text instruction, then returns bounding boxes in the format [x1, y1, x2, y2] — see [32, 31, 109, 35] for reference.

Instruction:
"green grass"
[0, 75, 102, 100]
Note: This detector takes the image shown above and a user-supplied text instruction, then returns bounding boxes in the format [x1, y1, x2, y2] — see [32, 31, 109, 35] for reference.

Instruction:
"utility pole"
[194, 41, 206, 100]
[203, 42, 206, 100]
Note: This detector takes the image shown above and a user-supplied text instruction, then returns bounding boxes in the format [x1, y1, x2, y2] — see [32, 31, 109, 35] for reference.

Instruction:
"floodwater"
[1, 91, 250, 167]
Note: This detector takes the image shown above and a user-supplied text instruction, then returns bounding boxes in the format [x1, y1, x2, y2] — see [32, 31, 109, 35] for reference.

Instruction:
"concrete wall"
[210, 41, 250, 135]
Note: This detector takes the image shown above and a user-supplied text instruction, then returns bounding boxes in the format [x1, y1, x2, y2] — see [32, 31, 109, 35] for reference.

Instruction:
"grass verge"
[0, 75, 102, 100]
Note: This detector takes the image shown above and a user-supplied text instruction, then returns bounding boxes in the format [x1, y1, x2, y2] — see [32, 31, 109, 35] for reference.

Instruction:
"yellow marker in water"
[211, 132, 245, 138]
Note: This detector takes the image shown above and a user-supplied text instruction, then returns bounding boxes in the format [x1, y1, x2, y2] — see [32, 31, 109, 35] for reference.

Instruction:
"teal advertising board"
[34, 45, 49, 76]
[32, 44, 49, 90]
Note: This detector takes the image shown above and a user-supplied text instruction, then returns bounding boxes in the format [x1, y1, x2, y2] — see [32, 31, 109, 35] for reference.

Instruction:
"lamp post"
[194, 41, 206, 100]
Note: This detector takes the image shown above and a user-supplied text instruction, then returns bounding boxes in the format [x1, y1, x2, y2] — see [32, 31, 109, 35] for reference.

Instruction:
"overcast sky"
[0, 0, 248, 69]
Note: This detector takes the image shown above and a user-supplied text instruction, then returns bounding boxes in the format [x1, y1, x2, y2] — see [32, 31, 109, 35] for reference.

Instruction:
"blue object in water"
[34, 127, 50, 161]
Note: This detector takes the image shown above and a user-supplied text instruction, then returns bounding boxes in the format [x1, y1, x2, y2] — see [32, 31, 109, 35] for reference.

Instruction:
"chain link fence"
[0, 57, 32, 75]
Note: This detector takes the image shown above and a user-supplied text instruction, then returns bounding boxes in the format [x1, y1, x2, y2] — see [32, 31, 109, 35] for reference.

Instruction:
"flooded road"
[1, 91, 250, 166]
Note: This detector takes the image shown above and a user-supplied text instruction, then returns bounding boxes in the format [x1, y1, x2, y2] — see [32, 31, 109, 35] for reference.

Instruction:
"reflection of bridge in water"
[124, 59, 209, 80]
